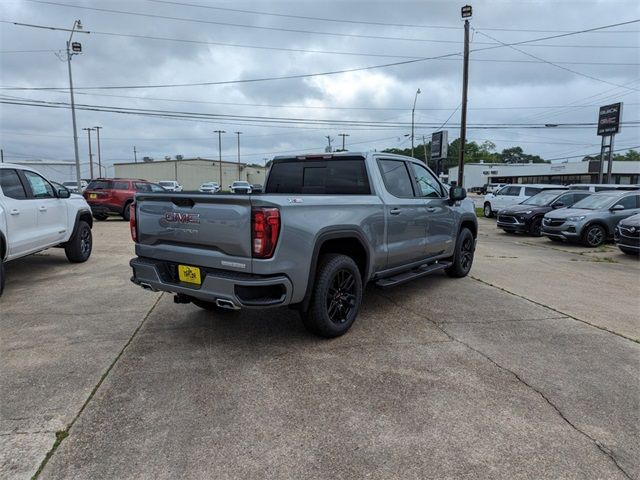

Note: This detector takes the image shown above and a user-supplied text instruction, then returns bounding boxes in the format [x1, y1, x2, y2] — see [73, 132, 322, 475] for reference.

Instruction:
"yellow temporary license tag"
[178, 265, 201, 285]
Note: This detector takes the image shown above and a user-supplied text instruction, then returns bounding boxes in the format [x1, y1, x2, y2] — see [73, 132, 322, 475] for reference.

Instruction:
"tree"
[176, 154, 184, 161]
[613, 149, 640, 162]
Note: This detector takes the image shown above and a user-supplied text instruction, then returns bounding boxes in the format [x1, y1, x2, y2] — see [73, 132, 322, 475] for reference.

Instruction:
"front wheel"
[300, 254, 362, 338]
[446, 228, 475, 278]
[582, 224, 606, 247]
[530, 218, 543, 237]
[483, 203, 493, 218]
[64, 221, 92, 263]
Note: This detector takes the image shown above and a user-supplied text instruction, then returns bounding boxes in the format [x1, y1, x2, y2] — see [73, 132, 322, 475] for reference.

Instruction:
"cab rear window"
[265, 157, 370, 194]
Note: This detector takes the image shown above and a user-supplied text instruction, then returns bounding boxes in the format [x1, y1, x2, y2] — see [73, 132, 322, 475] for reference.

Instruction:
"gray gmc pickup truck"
[129, 152, 478, 337]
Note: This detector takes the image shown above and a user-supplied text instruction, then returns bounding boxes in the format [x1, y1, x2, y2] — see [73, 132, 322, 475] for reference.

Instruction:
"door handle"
[10, 209, 20, 215]
[426, 207, 436, 213]
[390, 208, 401, 215]
[39, 206, 47, 212]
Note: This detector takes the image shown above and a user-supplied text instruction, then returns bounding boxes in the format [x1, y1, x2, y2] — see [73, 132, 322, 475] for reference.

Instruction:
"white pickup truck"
[0, 164, 94, 295]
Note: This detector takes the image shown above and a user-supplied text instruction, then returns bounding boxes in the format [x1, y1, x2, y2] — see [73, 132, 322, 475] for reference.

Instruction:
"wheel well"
[584, 221, 609, 236]
[79, 211, 93, 229]
[0, 232, 6, 261]
[317, 237, 368, 281]
[460, 220, 477, 238]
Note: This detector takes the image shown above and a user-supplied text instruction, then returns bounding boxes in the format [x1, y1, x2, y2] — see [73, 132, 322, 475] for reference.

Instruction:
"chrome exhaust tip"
[216, 298, 240, 310]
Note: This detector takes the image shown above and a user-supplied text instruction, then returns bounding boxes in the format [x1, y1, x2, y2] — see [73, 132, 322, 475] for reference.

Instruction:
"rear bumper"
[129, 256, 294, 308]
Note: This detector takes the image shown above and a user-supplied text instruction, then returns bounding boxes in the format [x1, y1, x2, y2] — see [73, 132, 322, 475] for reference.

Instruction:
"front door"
[0, 168, 40, 258]
[22, 170, 68, 245]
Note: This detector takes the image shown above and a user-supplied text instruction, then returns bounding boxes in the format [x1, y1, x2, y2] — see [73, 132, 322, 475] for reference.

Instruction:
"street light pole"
[66, 20, 84, 192]
[93, 126, 102, 178]
[234, 132, 242, 180]
[82, 127, 95, 179]
[214, 130, 225, 185]
[458, 5, 472, 187]
[411, 88, 421, 158]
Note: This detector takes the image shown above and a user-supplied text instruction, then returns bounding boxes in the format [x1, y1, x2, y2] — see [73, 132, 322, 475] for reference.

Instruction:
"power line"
[23, 0, 640, 48]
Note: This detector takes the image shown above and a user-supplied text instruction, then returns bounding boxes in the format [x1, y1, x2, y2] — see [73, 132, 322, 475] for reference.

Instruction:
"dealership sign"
[431, 131, 448, 160]
[597, 102, 623, 136]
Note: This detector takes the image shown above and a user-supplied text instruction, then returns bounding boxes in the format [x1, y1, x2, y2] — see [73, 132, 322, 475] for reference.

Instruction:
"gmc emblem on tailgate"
[164, 212, 200, 224]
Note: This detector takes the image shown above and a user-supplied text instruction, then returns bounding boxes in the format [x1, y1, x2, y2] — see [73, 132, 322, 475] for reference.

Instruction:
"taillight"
[252, 207, 280, 258]
[129, 202, 137, 242]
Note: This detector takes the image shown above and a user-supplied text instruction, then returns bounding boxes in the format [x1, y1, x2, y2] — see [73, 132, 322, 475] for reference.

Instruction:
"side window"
[134, 182, 151, 192]
[495, 186, 509, 196]
[378, 160, 415, 198]
[24, 171, 55, 198]
[504, 186, 520, 196]
[410, 163, 443, 198]
[0, 169, 28, 199]
[524, 187, 540, 196]
[616, 195, 639, 209]
[113, 181, 129, 190]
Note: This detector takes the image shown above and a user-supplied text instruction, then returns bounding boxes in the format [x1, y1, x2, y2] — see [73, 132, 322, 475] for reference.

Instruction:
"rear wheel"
[483, 203, 493, 218]
[64, 221, 92, 263]
[300, 254, 362, 338]
[122, 201, 132, 221]
[582, 224, 606, 247]
[446, 228, 475, 278]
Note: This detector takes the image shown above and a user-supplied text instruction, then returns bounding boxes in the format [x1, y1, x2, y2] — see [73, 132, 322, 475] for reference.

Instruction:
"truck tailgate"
[135, 194, 252, 269]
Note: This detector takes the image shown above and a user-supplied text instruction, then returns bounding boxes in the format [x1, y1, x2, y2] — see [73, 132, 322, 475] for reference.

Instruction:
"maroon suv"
[83, 178, 165, 220]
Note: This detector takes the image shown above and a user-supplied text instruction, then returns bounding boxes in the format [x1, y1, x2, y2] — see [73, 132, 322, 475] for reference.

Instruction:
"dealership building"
[448, 161, 640, 188]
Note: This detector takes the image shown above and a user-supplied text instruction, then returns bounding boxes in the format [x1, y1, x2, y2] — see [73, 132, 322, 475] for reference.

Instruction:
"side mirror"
[57, 187, 71, 198]
[610, 204, 625, 211]
[449, 186, 466, 203]
[552, 202, 564, 209]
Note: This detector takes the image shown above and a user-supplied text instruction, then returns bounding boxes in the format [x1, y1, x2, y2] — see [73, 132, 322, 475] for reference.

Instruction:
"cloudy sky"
[0, 0, 639, 176]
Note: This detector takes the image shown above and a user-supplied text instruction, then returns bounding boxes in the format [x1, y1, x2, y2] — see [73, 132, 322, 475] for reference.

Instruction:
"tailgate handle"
[171, 197, 194, 208]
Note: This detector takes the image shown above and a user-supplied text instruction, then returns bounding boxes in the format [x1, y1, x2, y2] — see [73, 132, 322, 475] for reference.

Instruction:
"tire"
[0, 261, 5, 297]
[446, 228, 475, 278]
[93, 213, 108, 221]
[64, 221, 92, 263]
[122, 201, 132, 221]
[299, 254, 363, 338]
[582, 224, 606, 248]
[529, 218, 543, 237]
[483, 203, 493, 218]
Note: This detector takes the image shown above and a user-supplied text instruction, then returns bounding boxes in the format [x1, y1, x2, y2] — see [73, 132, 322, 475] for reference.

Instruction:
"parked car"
[250, 184, 263, 193]
[158, 180, 183, 192]
[483, 184, 566, 218]
[229, 181, 252, 194]
[541, 190, 640, 247]
[130, 152, 478, 338]
[199, 182, 221, 194]
[83, 178, 165, 221]
[614, 213, 640, 255]
[482, 183, 507, 195]
[569, 184, 640, 192]
[62, 180, 88, 193]
[0, 164, 94, 296]
[496, 190, 591, 236]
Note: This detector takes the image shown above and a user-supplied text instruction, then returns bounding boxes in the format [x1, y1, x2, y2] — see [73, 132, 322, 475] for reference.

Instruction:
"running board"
[375, 261, 452, 288]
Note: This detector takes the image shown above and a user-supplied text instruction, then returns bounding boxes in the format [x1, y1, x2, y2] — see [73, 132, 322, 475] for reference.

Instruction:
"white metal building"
[448, 161, 640, 188]
[113, 157, 266, 190]
[7, 160, 77, 184]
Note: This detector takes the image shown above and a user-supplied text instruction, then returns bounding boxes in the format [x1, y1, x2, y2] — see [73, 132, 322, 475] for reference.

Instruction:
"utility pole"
[422, 135, 428, 166]
[1, 149, 3, 163]
[411, 88, 421, 158]
[338, 133, 350, 151]
[66, 20, 87, 192]
[325, 135, 333, 152]
[82, 127, 95, 179]
[133, 146, 137, 163]
[234, 132, 242, 179]
[457, 5, 472, 187]
[94, 126, 102, 177]
[214, 130, 225, 185]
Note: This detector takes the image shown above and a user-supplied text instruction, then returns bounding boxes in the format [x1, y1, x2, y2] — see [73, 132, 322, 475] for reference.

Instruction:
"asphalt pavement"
[1, 216, 638, 479]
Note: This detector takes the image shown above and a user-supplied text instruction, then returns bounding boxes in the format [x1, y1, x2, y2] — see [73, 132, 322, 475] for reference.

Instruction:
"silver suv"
[541, 190, 640, 247]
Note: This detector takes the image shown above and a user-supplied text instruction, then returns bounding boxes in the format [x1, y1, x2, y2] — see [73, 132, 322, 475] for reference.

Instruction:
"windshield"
[233, 182, 249, 186]
[522, 191, 562, 206]
[571, 194, 618, 210]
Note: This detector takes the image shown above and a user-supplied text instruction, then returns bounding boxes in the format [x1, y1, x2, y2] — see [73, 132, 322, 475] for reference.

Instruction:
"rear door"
[377, 159, 428, 267]
[0, 168, 40, 258]
[21, 170, 68, 245]
[408, 162, 456, 256]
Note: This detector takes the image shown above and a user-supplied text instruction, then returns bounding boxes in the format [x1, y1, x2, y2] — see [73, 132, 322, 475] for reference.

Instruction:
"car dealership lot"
[1, 218, 638, 479]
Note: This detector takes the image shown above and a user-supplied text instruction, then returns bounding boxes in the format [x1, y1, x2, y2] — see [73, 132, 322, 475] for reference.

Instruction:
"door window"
[615, 195, 639, 209]
[378, 160, 415, 198]
[495, 186, 509, 195]
[409, 163, 443, 198]
[24, 171, 55, 198]
[113, 181, 129, 190]
[0, 169, 28, 199]
[505, 186, 521, 196]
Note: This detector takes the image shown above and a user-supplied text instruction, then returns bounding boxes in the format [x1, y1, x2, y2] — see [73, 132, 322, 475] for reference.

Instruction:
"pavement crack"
[30, 293, 163, 480]
[375, 290, 633, 480]
[470, 275, 639, 344]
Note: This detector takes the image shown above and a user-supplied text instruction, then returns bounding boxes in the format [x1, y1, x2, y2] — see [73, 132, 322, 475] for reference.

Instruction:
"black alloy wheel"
[326, 269, 357, 325]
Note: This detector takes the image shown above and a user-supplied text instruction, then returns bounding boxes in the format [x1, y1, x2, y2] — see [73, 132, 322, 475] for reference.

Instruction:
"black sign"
[597, 102, 622, 136]
[71, 42, 82, 53]
[431, 131, 448, 160]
